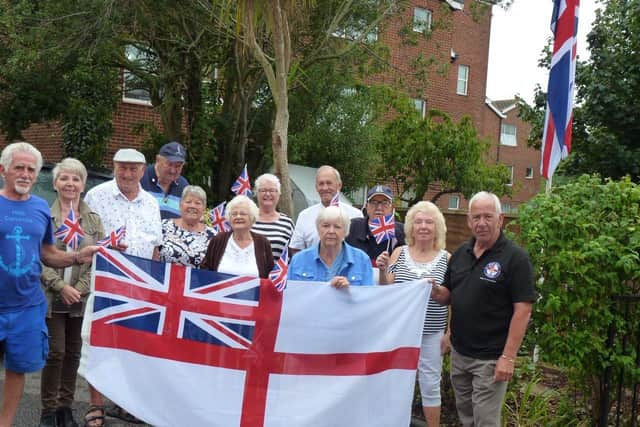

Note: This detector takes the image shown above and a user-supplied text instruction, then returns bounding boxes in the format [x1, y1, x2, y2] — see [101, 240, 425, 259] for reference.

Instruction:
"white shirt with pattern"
[84, 179, 162, 259]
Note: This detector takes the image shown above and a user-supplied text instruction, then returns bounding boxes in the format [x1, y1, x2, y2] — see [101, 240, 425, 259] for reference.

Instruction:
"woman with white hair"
[251, 173, 294, 260]
[377, 201, 450, 427]
[156, 185, 215, 268]
[288, 206, 373, 288]
[202, 195, 274, 278]
[39, 158, 105, 427]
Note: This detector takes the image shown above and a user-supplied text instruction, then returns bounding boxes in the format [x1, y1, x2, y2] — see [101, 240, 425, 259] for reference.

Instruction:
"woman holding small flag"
[377, 201, 450, 427]
[39, 158, 105, 427]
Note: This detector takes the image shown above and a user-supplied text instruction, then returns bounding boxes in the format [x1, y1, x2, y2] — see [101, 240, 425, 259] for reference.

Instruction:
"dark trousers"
[40, 313, 83, 411]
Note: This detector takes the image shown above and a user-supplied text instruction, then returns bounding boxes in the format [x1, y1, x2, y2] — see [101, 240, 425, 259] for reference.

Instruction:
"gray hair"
[254, 173, 281, 193]
[316, 165, 342, 186]
[468, 191, 502, 214]
[0, 142, 43, 173]
[315, 206, 351, 235]
[52, 158, 87, 185]
[225, 195, 259, 225]
[404, 201, 447, 250]
[182, 185, 207, 205]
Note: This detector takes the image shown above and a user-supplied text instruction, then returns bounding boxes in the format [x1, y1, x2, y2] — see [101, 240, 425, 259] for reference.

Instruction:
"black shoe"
[56, 407, 78, 427]
[39, 411, 58, 427]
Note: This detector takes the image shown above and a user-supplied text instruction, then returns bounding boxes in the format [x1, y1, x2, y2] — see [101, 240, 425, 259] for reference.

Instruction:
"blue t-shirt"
[288, 242, 374, 286]
[140, 165, 189, 219]
[0, 195, 53, 312]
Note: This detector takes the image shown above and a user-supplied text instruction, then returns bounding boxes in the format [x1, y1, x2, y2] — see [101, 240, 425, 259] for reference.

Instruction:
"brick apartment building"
[0, 0, 540, 214]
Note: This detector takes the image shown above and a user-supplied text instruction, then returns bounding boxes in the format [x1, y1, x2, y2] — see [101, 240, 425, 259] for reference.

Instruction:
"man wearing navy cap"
[346, 185, 405, 280]
[140, 141, 189, 219]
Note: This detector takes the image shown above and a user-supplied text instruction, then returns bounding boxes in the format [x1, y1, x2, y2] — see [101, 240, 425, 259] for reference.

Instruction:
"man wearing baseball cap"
[346, 185, 405, 277]
[140, 141, 189, 219]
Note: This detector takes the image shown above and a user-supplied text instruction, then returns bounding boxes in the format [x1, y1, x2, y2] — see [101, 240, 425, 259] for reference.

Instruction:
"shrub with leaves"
[513, 175, 640, 419]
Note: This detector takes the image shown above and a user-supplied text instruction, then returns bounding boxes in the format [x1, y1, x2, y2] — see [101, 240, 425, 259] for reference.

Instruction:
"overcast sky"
[486, 0, 599, 104]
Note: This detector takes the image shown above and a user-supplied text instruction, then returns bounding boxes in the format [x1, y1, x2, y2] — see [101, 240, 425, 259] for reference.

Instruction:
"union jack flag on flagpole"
[540, 0, 580, 183]
[209, 202, 230, 233]
[269, 246, 289, 292]
[369, 213, 396, 245]
[330, 193, 340, 207]
[231, 164, 253, 197]
[54, 206, 84, 250]
[97, 226, 126, 248]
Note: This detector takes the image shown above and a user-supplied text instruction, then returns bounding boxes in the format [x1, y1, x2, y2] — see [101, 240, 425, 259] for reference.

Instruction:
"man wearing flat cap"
[140, 141, 189, 219]
[346, 185, 405, 279]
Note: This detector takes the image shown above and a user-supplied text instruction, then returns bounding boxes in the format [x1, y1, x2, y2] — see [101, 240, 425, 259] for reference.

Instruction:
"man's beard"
[14, 181, 32, 195]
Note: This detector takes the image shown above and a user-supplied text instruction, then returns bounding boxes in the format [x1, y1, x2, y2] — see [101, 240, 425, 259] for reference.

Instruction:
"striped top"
[389, 247, 449, 334]
[251, 213, 295, 261]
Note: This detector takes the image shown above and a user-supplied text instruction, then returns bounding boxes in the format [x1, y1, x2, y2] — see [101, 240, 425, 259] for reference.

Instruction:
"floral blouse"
[158, 219, 216, 268]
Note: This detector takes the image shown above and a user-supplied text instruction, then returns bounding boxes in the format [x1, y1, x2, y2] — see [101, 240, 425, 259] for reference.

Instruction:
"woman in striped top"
[378, 201, 450, 427]
[251, 173, 294, 260]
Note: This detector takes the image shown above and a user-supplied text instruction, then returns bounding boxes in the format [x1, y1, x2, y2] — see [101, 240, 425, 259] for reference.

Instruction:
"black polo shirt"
[345, 216, 405, 264]
[444, 232, 535, 359]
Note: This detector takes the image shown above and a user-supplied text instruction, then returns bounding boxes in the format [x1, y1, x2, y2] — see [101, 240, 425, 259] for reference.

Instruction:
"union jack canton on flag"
[231, 164, 253, 197]
[54, 207, 84, 250]
[369, 213, 396, 244]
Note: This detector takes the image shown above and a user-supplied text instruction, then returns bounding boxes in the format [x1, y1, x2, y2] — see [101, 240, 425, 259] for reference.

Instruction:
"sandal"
[106, 404, 144, 424]
[84, 405, 105, 427]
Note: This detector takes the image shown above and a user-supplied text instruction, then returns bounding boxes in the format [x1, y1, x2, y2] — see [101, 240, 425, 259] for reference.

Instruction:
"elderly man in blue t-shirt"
[0, 142, 97, 427]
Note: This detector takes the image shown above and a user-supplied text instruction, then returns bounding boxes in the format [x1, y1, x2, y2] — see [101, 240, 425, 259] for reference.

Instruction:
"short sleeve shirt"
[444, 232, 535, 359]
[84, 180, 162, 259]
[0, 195, 53, 312]
[289, 202, 363, 250]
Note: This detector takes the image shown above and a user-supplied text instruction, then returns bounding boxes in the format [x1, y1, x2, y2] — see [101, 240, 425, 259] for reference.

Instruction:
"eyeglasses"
[368, 200, 392, 208]
[258, 189, 278, 194]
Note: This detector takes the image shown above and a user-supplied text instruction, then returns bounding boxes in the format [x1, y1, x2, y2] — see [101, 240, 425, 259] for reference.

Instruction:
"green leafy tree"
[514, 175, 640, 419]
[377, 101, 511, 205]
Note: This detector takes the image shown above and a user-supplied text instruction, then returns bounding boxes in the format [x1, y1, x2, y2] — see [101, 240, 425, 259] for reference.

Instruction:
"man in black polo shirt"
[140, 141, 189, 219]
[345, 185, 405, 282]
[432, 191, 535, 427]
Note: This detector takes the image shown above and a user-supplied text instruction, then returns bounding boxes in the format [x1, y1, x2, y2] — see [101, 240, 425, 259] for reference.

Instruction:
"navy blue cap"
[367, 185, 393, 201]
[159, 141, 186, 162]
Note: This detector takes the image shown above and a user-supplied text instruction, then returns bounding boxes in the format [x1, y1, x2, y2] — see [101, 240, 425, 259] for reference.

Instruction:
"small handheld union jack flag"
[54, 207, 84, 250]
[329, 193, 340, 207]
[269, 246, 289, 292]
[230, 164, 252, 197]
[368, 214, 396, 245]
[97, 225, 126, 248]
[209, 202, 231, 233]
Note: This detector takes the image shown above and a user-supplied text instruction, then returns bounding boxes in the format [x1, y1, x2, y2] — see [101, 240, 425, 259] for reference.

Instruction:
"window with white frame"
[500, 123, 517, 146]
[501, 202, 511, 214]
[448, 195, 460, 210]
[456, 65, 469, 95]
[506, 165, 514, 186]
[123, 45, 153, 104]
[413, 98, 426, 118]
[413, 8, 432, 33]
[525, 167, 534, 179]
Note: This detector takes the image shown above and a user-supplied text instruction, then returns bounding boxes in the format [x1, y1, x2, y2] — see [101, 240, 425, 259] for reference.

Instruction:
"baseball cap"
[367, 185, 393, 201]
[113, 148, 146, 163]
[159, 141, 186, 162]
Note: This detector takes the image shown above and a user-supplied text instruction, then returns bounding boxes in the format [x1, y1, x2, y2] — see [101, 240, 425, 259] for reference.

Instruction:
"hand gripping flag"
[540, 0, 579, 180]
[208, 202, 231, 233]
[83, 249, 430, 426]
[54, 207, 84, 250]
[329, 193, 340, 207]
[231, 164, 253, 197]
[268, 246, 289, 292]
[97, 226, 126, 248]
[369, 213, 396, 244]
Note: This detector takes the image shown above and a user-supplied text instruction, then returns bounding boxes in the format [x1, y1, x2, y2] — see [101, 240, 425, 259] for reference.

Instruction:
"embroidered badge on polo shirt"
[482, 261, 502, 282]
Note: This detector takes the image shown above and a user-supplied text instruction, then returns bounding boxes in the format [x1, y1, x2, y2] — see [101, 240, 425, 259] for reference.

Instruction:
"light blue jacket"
[288, 242, 374, 286]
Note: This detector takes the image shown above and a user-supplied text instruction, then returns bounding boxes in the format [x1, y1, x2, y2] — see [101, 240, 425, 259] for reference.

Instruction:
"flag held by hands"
[269, 246, 289, 292]
[369, 214, 396, 244]
[97, 226, 126, 248]
[54, 207, 84, 250]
